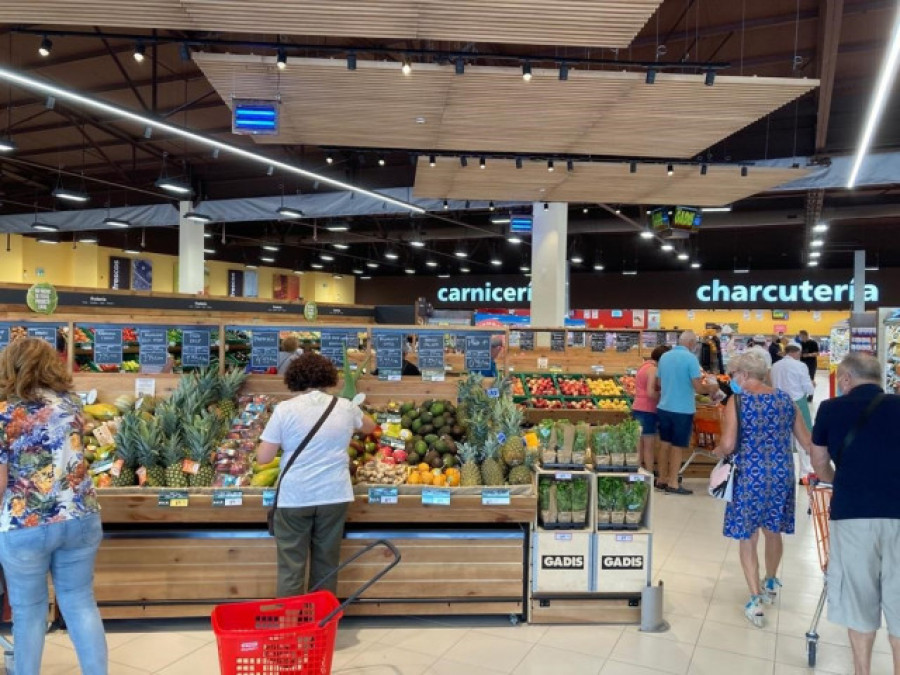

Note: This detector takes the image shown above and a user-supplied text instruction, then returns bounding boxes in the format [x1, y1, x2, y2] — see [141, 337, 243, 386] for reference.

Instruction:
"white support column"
[853, 249, 866, 313]
[530, 202, 568, 344]
[178, 200, 205, 294]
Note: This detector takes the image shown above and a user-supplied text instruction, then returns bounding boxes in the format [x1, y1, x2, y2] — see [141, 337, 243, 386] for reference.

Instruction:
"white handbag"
[708, 455, 735, 502]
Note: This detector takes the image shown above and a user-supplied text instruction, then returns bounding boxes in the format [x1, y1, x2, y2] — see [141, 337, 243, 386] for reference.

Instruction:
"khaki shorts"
[827, 519, 900, 635]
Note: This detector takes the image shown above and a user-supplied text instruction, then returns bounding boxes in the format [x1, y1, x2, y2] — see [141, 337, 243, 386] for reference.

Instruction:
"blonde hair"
[281, 336, 300, 352]
[728, 351, 769, 381]
[0, 338, 72, 401]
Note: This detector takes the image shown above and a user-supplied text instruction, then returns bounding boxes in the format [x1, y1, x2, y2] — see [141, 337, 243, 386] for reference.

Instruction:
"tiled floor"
[27, 375, 897, 674]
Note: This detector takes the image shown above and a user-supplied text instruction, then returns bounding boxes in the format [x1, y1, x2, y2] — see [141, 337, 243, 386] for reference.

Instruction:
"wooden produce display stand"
[95, 487, 535, 621]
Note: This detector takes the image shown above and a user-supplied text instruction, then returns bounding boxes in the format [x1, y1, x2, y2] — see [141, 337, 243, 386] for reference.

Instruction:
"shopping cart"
[678, 404, 723, 481]
[212, 539, 401, 675]
[804, 480, 833, 668]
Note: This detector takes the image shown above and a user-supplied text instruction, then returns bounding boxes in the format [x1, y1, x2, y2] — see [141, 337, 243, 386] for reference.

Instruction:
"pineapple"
[184, 413, 218, 487]
[480, 437, 506, 486]
[458, 442, 483, 487]
[112, 411, 141, 487]
[196, 367, 221, 411]
[216, 367, 247, 420]
[161, 431, 189, 488]
[495, 397, 525, 467]
[508, 452, 535, 486]
[136, 418, 166, 487]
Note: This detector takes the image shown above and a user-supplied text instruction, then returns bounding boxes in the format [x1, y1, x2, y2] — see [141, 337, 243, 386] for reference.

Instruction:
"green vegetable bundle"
[625, 480, 649, 524]
[609, 479, 627, 524]
[621, 418, 642, 467]
[572, 477, 589, 526]
[591, 425, 613, 468]
[572, 423, 589, 465]
[597, 476, 618, 524]
[538, 418, 557, 464]
[556, 480, 573, 524]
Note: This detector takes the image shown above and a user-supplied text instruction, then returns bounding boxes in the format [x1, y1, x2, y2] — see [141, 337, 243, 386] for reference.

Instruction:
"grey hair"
[729, 351, 769, 380]
[838, 352, 882, 383]
[678, 330, 697, 346]
[785, 344, 801, 355]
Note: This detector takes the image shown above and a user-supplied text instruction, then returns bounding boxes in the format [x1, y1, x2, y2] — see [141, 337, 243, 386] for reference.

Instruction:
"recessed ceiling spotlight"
[522, 62, 532, 81]
[547, 159, 555, 172]
[667, 164, 674, 176]
[489, 201, 496, 211]
[38, 36, 52, 57]
[378, 156, 386, 167]
[326, 153, 334, 164]
[479, 156, 486, 169]
[442, 199, 449, 210]
[401, 59, 412, 76]
[429, 154, 436, 167]
[583, 207, 589, 214]
[276, 48, 287, 70]
[133, 42, 146, 63]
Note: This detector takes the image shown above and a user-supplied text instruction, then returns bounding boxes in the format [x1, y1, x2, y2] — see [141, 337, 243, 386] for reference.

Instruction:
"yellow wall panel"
[0, 234, 24, 283]
[657, 309, 849, 337]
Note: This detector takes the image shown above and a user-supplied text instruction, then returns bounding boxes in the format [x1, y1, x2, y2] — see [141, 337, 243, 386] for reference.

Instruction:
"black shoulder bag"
[835, 393, 886, 470]
[267, 396, 338, 536]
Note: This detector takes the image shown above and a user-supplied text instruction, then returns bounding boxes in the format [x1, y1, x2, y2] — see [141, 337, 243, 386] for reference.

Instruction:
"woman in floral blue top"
[0, 338, 107, 675]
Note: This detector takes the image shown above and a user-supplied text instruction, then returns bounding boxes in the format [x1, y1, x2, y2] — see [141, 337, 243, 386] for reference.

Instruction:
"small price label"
[555, 472, 572, 481]
[93, 425, 115, 447]
[110, 458, 124, 478]
[615, 534, 634, 543]
[629, 474, 647, 482]
[262, 489, 276, 507]
[158, 490, 189, 508]
[481, 488, 510, 506]
[182, 459, 200, 475]
[422, 487, 451, 506]
[368, 487, 399, 504]
[212, 490, 243, 507]
[90, 459, 113, 476]
[487, 388, 500, 398]
[555, 533, 572, 541]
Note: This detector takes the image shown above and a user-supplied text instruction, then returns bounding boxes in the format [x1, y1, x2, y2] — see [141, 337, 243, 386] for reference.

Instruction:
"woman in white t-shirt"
[257, 352, 376, 596]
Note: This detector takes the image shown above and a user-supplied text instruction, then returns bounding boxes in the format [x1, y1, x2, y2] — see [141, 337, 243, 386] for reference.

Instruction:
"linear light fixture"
[701, 206, 731, 213]
[276, 206, 304, 219]
[260, 256, 276, 263]
[320, 253, 335, 261]
[183, 211, 212, 223]
[813, 222, 829, 233]
[155, 177, 192, 195]
[31, 220, 59, 232]
[332, 243, 349, 250]
[203, 247, 216, 255]
[261, 244, 280, 252]
[623, 269, 638, 276]
[639, 229, 654, 239]
[691, 261, 701, 269]
[0, 65, 425, 214]
[52, 187, 89, 203]
[326, 222, 349, 231]
[37, 235, 60, 245]
[77, 234, 99, 244]
[491, 216, 511, 225]
[848, 5, 900, 188]
[103, 216, 131, 228]
[0, 137, 16, 152]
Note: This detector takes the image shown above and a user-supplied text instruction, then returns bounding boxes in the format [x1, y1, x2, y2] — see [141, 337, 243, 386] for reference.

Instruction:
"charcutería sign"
[696, 279, 879, 305]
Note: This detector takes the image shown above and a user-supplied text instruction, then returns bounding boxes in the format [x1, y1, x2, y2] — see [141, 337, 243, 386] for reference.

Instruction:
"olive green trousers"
[273, 502, 349, 597]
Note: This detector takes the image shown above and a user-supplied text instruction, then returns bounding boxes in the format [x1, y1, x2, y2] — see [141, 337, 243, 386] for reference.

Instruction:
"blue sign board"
[139, 328, 169, 367]
[27, 326, 57, 344]
[0, 326, 9, 350]
[94, 327, 123, 366]
[182, 328, 211, 367]
[320, 330, 353, 367]
[464, 334, 492, 372]
[250, 330, 279, 369]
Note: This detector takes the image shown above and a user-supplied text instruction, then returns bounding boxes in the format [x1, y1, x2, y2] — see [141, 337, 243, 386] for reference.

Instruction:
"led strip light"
[0, 65, 425, 213]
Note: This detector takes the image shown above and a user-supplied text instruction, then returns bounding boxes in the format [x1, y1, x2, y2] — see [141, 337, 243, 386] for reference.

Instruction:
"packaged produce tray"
[539, 520, 589, 531]
[597, 522, 642, 531]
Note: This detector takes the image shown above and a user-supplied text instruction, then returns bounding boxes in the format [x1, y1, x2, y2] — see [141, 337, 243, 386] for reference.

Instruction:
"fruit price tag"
[629, 474, 647, 482]
[212, 490, 243, 507]
[487, 388, 500, 398]
[110, 458, 124, 478]
[262, 489, 276, 507]
[158, 491, 189, 508]
[555, 533, 572, 541]
[182, 459, 200, 475]
[615, 534, 634, 543]
[421, 487, 451, 506]
[555, 472, 573, 481]
[136, 466, 147, 486]
[537, 357, 549, 369]
[481, 488, 510, 506]
[93, 425, 115, 447]
[90, 459, 113, 476]
[368, 487, 399, 505]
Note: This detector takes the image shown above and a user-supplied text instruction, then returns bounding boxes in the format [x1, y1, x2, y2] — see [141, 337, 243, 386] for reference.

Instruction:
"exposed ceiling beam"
[97, 30, 150, 112]
[815, 0, 844, 153]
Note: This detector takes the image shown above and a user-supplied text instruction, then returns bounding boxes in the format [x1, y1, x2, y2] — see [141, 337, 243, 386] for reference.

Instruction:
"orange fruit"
[433, 474, 447, 486]
[446, 473, 460, 487]
[406, 472, 422, 485]
[420, 472, 434, 485]
[417, 463, 430, 473]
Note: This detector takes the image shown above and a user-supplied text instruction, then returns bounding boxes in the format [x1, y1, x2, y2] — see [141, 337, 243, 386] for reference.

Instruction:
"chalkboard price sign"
[320, 330, 352, 367]
[464, 334, 492, 372]
[94, 327, 123, 366]
[590, 332, 607, 353]
[251, 330, 279, 369]
[139, 328, 169, 367]
[518, 330, 534, 351]
[373, 331, 403, 379]
[182, 329, 211, 367]
[550, 331, 566, 352]
[417, 333, 445, 371]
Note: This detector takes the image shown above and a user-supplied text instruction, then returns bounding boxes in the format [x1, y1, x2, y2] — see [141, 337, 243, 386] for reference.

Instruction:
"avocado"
[451, 425, 463, 437]
[415, 440, 428, 455]
[400, 415, 412, 429]
[424, 449, 440, 466]
[445, 416, 456, 428]
[400, 402, 415, 415]
[420, 424, 435, 436]
[421, 399, 434, 411]
[429, 453, 443, 469]
[442, 454, 457, 468]
[431, 415, 446, 430]
[430, 402, 445, 416]
[434, 439, 449, 454]
[424, 433, 439, 446]
[438, 426, 452, 438]
[408, 452, 420, 465]
[408, 408, 420, 419]
[419, 412, 433, 425]
[411, 419, 423, 433]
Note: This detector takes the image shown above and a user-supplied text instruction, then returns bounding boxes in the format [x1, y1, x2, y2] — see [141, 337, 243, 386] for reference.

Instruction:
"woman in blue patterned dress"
[714, 351, 813, 628]
[0, 338, 107, 675]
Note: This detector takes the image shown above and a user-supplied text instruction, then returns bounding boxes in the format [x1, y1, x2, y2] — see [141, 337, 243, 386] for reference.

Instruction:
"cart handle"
[311, 539, 401, 627]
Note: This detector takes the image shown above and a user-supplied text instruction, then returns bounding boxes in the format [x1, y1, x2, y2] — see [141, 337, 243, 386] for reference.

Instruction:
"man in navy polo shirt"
[656, 330, 719, 495]
[810, 353, 900, 675]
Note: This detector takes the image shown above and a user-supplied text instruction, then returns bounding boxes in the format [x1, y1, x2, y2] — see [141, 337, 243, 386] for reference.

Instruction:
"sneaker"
[665, 486, 693, 495]
[763, 576, 782, 602]
[744, 595, 766, 628]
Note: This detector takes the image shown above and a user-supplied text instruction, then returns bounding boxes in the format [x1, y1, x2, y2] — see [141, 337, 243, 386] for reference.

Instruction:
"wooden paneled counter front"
[94, 488, 535, 620]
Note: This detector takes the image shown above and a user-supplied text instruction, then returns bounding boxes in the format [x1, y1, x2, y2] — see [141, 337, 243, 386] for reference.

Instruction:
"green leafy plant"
[556, 480, 573, 512]
[538, 477, 552, 511]
[572, 477, 589, 511]
[597, 477, 618, 509]
[625, 481, 649, 512]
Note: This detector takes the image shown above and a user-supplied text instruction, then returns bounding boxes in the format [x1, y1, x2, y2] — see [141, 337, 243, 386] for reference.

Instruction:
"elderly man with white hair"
[655, 330, 720, 495]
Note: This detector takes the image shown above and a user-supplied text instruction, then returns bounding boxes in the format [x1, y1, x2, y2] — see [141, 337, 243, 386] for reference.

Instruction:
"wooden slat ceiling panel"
[0, 0, 662, 48]
[412, 157, 810, 207]
[193, 55, 819, 159]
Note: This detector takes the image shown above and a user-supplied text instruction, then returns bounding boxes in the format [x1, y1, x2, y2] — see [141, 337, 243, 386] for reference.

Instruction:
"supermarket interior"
[1, 1, 900, 674]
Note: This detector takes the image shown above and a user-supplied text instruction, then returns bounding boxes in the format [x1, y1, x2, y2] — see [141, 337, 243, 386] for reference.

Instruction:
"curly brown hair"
[284, 351, 338, 392]
[0, 337, 73, 401]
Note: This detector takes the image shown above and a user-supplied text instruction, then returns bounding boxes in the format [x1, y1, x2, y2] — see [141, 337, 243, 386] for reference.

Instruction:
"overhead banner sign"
[108, 257, 132, 290]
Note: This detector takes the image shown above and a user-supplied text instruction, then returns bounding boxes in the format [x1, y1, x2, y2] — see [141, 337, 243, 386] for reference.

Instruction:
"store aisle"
[37, 374, 890, 675]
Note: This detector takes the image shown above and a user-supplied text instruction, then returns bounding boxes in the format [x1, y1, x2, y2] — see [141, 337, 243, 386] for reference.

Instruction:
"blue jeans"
[0, 513, 107, 675]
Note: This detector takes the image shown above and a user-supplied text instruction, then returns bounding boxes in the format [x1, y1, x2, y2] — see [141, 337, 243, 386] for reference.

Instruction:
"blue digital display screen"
[510, 216, 533, 233]
[233, 102, 279, 135]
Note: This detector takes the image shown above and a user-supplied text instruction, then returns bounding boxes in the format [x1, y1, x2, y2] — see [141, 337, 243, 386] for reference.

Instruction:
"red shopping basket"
[212, 539, 400, 675]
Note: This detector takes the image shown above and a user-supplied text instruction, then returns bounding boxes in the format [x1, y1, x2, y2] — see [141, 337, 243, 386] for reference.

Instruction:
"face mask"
[730, 376, 743, 394]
